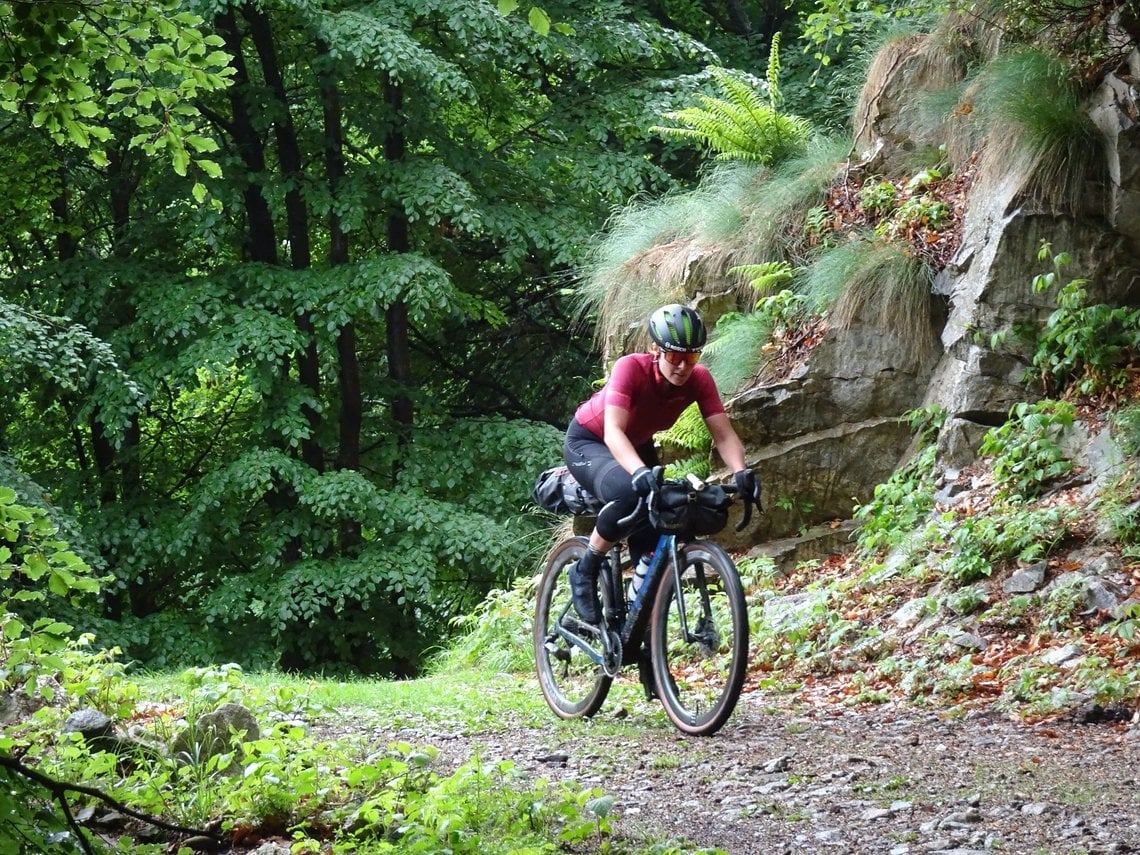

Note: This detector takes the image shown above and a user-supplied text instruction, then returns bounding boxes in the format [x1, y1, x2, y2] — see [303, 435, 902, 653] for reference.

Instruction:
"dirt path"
[331, 682, 1140, 855]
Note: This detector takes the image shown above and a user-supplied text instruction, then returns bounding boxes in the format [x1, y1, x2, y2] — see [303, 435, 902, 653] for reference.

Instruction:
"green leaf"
[587, 795, 615, 818]
[497, 0, 520, 12]
[23, 554, 49, 581]
[528, 6, 551, 36]
[48, 570, 69, 596]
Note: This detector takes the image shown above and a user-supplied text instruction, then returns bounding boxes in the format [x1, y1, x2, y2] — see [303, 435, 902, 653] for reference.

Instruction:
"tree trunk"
[384, 78, 415, 438]
[212, 7, 301, 563]
[49, 169, 77, 261]
[213, 8, 278, 264]
[243, 3, 324, 474]
[319, 39, 362, 548]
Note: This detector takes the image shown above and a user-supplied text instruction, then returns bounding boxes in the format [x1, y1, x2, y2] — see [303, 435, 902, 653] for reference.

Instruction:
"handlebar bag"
[650, 483, 731, 536]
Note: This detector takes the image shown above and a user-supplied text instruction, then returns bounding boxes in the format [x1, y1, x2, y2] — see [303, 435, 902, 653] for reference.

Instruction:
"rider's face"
[654, 346, 698, 386]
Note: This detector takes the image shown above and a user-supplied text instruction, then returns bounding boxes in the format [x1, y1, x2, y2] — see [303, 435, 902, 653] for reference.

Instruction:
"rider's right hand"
[631, 466, 656, 497]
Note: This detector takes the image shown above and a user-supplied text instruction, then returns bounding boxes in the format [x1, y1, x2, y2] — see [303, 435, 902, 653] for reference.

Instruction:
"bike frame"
[554, 530, 695, 672]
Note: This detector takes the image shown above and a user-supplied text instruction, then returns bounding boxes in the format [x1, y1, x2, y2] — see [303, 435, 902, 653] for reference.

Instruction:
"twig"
[0, 754, 225, 849]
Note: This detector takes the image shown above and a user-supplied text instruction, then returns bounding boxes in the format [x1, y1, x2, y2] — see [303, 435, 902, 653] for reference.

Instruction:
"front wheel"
[649, 541, 748, 736]
[534, 536, 613, 719]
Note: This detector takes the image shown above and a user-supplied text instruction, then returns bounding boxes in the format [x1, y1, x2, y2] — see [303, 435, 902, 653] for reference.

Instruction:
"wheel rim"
[655, 548, 746, 732]
[534, 539, 611, 717]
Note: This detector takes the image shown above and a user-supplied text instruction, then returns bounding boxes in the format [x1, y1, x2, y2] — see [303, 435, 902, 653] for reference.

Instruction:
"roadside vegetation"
[5, 239, 1140, 852]
[7, 0, 1140, 853]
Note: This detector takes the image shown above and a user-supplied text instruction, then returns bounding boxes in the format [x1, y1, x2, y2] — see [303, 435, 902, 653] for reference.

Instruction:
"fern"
[651, 43, 811, 166]
[657, 403, 713, 480]
[702, 311, 773, 395]
[766, 32, 784, 108]
[728, 261, 795, 294]
[658, 403, 711, 454]
[664, 454, 711, 481]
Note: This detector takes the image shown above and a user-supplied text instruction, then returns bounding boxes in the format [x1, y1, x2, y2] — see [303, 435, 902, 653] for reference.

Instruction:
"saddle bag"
[531, 465, 603, 516]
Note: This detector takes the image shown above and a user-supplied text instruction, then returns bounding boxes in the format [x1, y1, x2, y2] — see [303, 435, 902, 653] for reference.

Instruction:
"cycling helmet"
[648, 304, 707, 352]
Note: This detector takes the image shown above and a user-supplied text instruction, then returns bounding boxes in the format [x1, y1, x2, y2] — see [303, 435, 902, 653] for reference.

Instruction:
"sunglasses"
[660, 349, 701, 367]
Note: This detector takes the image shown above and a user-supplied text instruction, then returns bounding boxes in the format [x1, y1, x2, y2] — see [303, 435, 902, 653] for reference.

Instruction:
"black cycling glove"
[734, 468, 762, 509]
[631, 466, 657, 497]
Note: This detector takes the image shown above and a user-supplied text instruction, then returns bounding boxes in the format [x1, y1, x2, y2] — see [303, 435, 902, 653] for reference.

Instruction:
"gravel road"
[335, 679, 1140, 855]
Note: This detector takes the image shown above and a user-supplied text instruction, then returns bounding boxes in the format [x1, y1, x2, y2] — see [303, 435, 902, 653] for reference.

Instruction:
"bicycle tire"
[534, 536, 613, 719]
[649, 540, 748, 736]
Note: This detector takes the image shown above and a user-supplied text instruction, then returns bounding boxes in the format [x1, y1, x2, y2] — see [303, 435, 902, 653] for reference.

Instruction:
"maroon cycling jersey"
[573, 352, 725, 447]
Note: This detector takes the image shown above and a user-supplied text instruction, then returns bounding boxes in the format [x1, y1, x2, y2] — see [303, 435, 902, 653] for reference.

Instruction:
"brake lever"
[617, 495, 648, 528]
[735, 493, 753, 532]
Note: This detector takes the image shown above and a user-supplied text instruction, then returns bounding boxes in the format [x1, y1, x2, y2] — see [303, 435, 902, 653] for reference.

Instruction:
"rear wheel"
[534, 536, 612, 719]
[649, 541, 748, 736]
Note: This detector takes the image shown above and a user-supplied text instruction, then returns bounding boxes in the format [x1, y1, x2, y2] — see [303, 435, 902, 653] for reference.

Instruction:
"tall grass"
[702, 310, 774, 395]
[577, 162, 768, 349]
[805, 237, 935, 366]
[736, 134, 852, 265]
[944, 47, 1103, 211]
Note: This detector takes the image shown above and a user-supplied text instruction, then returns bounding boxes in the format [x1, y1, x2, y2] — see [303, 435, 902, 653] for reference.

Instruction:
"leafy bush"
[855, 445, 939, 558]
[74, 415, 561, 675]
[1027, 244, 1140, 397]
[8, 651, 621, 855]
[915, 500, 1077, 586]
[1, 486, 104, 701]
[858, 180, 899, 215]
[979, 400, 1074, 499]
[431, 576, 537, 674]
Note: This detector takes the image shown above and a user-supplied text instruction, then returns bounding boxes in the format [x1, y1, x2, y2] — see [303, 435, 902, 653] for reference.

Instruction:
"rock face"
[719, 39, 1140, 554]
[725, 325, 937, 547]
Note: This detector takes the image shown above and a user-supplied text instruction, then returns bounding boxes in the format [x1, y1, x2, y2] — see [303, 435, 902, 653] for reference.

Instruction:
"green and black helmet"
[648, 304, 707, 352]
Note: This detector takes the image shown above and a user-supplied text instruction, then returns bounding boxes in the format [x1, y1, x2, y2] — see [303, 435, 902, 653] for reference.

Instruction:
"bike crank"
[601, 630, 622, 678]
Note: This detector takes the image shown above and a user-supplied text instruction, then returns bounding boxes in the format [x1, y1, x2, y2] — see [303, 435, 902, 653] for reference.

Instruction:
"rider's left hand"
[734, 468, 762, 512]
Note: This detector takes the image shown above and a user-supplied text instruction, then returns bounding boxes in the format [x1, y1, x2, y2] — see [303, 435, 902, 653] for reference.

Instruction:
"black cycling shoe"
[569, 555, 602, 625]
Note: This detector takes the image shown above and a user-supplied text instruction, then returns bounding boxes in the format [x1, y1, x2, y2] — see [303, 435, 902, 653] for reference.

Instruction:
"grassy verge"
[4, 652, 720, 855]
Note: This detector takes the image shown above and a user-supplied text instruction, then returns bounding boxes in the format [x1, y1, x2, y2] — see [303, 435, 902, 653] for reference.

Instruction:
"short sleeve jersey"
[573, 353, 725, 447]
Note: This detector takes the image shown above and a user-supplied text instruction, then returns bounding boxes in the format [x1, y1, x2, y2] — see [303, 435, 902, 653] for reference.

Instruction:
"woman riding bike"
[564, 304, 761, 628]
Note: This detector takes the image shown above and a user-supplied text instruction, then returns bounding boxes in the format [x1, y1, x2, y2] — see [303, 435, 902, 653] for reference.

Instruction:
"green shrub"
[979, 400, 1074, 499]
[430, 576, 538, 674]
[1027, 244, 1140, 397]
[855, 445, 939, 558]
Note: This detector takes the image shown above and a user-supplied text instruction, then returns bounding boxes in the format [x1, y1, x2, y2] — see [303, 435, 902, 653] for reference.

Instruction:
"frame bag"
[532, 466, 602, 516]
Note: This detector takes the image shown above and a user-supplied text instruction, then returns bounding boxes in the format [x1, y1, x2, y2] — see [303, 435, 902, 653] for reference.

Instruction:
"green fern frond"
[657, 403, 712, 454]
[651, 60, 811, 166]
[766, 32, 783, 108]
[728, 261, 795, 294]
[664, 455, 711, 481]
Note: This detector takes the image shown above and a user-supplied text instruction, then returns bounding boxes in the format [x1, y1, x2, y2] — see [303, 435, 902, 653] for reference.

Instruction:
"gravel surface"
[326, 680, 1140, 855]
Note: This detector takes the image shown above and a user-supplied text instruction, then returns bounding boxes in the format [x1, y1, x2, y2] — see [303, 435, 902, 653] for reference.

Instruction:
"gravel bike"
[534, 470, 755, 736]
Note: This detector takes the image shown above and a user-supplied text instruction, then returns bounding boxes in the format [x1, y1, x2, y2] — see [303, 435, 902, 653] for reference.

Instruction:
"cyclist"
[564, 303, 761, 627]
